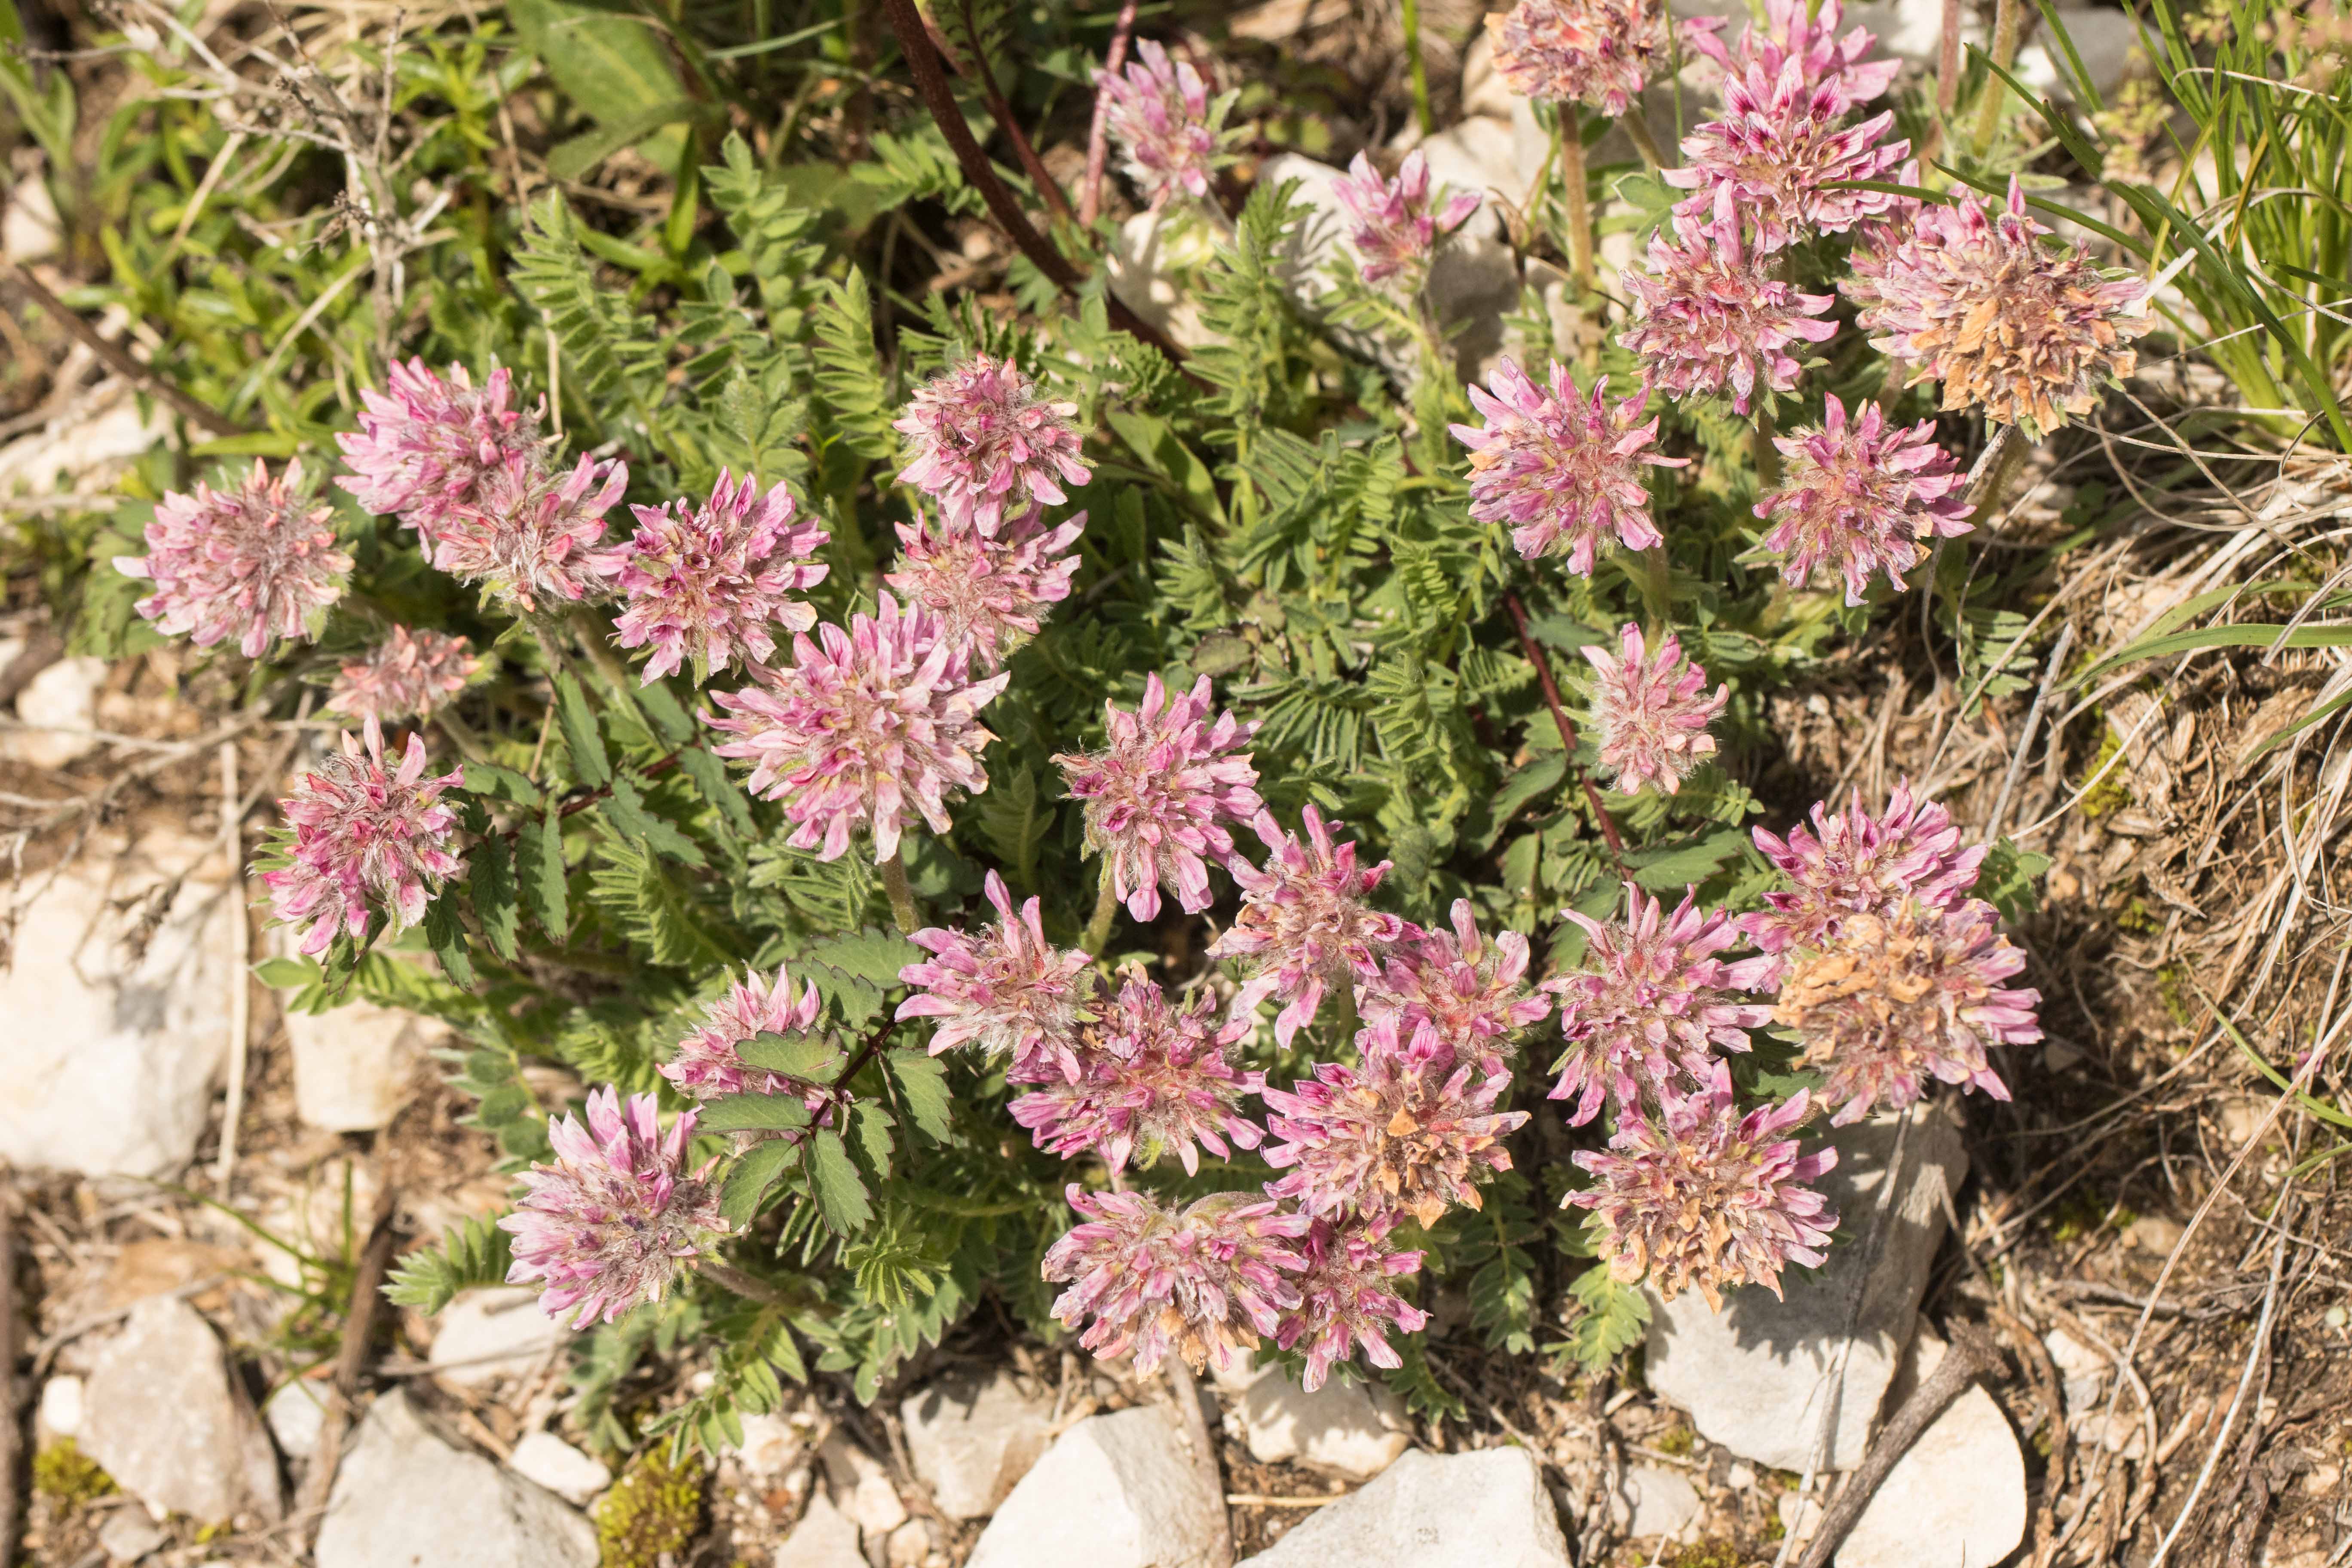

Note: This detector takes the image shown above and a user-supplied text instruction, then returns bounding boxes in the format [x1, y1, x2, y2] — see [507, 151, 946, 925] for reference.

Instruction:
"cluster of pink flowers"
[1755, 395, 1974, 604]
[1581, 624, 1727, 796]
[1740, 778, 1989, 981]
[1844, 175, 2152, 439]
[261, 720, 464, 956]
[884, 509, 1084, 671]
[1097, 40, 1230, 207]
[704, 595, 1011, 864]
[1485, 0, 1706, 117]
[1450, 359, 1683, 573]
[895, 356, 1093, 537]
[899, 871, 1097, 1082]
[116, 459, 351, 658]
[337, 358, 541, 543]
[1041, 1186, 1307, 1375]
[660, 964, 828, 1102]
[1211, 806, 1411, 1045]
[1619, 189, 1839, 415]
[1363, 900, 1551, 1076]
[611, 470, 830, 683]
[327, 626, 479, 723]
[1056, 674, 1263, 922]
[423, 451, 628, 612]
[502, 1088, 726, 1328]
[1330, 150, 1482, 286]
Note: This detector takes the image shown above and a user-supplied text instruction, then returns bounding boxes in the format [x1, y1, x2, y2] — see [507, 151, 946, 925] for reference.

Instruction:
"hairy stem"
[1502, 591, 1626, 861]
[698, 1259, 795, 1309]
[432, 706, 491, 765]
[1638, 545, 1675, 638]
[1082, 867, 1121, 956]
[1972, 0, 2023, 157]
[1557, 110, 1596, 292]
[1753, 402, 1783, 493]
[1401, 0, 1433, 137]
[1620, 108, 1666, 171]
[881, 849, 920, 934]
[1936, 0, 1963, 113]
[1079, 0, 1139, 227]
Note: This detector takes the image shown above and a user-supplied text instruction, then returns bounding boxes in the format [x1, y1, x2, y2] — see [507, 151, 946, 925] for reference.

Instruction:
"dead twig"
[1, 261, 249, 438]
[0, 1172, 21, 1568]
[297, 1183, 401, 1534]
[1164, 1357, 1234, 1568]
[1501, 591, 1626, 860]
[1793, 1322, 2006, 1568]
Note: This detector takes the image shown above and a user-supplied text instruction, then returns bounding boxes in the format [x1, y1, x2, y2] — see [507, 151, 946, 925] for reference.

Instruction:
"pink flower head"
[612, 470, 830, 683]
[502, 1087, 726, 1329]
[1055, 673, 1263, 923]
[1331, 149, 1482, 285]
[1568, 1060, 1839, 1308]
[1843, 176, 2152, 439]
[704, 594, 1010, 863]
[895, 357, 1092, 538]
[260, 720, 463, 956]
[1008, 968, 1265, 1175]
[1263, 1041, 1528, 1229]
[1096, 39, 1227, 206]
[428, 452, 626, 612]
[1740, 780, 1988, 984]
[1772, 897, 2041, 1123]
[1485, 0, 1709, 117]
[1209, 807, 1410, 1045]
[1362, 900, 1551, 1074]
[1755, 395, 1972, 605]
[884, 508, 1084, 670]
[1619, 187, 1839, 414]
[1687, 0, 1900, 116]
[326, 626, 479, 724]
[1449, 359, 1684, 573]
[1041, 1185, 1310, 1375]
[1544, 883, 1774, 1125]
[897, 869, 1094, 1082]
[1275, 1220, 1430, 1392]
[1662, 55, 1911, 254]
[660, 964, 828, 1102]
[116, 459, 350, 658]
[1582, 623, 1728, 796]
[335, 358, 540, 542]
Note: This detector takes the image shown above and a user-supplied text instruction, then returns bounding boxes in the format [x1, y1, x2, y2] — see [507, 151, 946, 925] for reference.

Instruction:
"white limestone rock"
[38, 1375, 85, 1441]
[315, 1391, 596, 1568]
[510, 1430, 611, 1506]
[818, 1429, 908, 1537]
[1643, 1109, 1966, 1472]
[775, 1492, 868, 1568]
[1611, 1464, 1701, 1539]
[426, 1286, 570, 1387]
[97, 1509, 168, 1563]
[264, 1380, 330, 1463]
[0, 830, 236, 1178]
[5, 654, 107, 768]
[966, 1406, 1225, 1568]
[1238, 1370, 1412, 1481]
[284, 995, 433, 1132]
[80, 1297, 281, 1526]
[1236, 1445, 1573, 1567]
[900, 1368, 1055, 1519]
[1838, 1332, 2027, 1568]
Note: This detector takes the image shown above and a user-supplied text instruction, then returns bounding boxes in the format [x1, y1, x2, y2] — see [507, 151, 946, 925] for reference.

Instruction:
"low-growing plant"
[43, 0, 2135, 1450]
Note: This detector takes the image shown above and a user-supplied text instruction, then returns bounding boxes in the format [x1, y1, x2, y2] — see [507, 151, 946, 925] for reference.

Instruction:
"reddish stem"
[879, 0, 1184, 364]
[1080, 0, 1140, 227]
[1503, 591, 1626, 861]
[950, 0, 1077, 226]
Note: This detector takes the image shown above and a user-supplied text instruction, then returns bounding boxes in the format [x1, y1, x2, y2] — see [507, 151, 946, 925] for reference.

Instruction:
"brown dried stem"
[4, 261, 249, 438]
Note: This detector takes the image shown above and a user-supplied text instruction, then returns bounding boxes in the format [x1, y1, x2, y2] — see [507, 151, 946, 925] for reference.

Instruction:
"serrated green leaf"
[383, 1214, 513, 1314]
[1972, 837, 2052, 925]
[518, 807, 570, 940]
[470, 833, 521, 962]
[800, 961, 886, 1028]
[720, 1140, 796, 1226]
[554, 671, 610, 787]
[1626, 829, 1748, 892]
[805, 1129, 873, 1236]
[1566, 1262, 1651, 1372]
[605, 770, 707, 867]
[976, 764, 1048, 889]
[698, 1094, 817, 1133]
[852, 1100, 894, 1179]
[252, 956, 317, 989]
[636, 678, 697, 745]
[464, 761, 542, 807]
[678, 745, 757, 837]
[888, 1051, 952, 1142]
[805, 929, 922, 985]
[738, 1029, 841, 1080]
[423, 895, 476, 989]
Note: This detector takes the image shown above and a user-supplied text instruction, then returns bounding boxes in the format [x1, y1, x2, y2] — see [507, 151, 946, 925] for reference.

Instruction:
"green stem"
[432, 707, 490, 765]
[1753, 403, 1783, 493]
[1557, 109, 1596, 293]
[1972, 0, 2022, 157]
[1969, 424, 2035, 523]
[1330, 972, 1360, 1047]
[1081, 867, 1120, 956]
[1620, 109, 1667, 171]
[698, 1259, 793, 1309]
[1401, 0, 1433, 137]
[567, 606, 652, 734]
[880, 848, 920, 934]
[1638, 545, 1674, 638]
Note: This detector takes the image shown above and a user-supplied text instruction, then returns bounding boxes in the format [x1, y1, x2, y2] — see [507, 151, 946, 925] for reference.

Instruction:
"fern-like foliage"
[384, 1214, 514, 1314]
[511, 193, 666, 436]
[811, 271, 897, 461]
